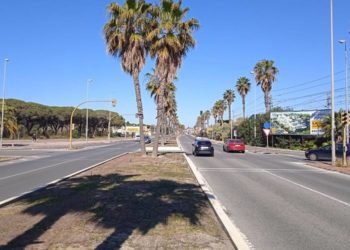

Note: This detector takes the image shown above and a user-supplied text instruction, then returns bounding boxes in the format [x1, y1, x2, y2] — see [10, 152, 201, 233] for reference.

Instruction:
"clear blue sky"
[1, 0, 350, 127]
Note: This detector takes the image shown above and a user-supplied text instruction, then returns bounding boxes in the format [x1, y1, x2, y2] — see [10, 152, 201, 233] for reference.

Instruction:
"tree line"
[2, 99, 125, 139]
[196, 59, 279, 140]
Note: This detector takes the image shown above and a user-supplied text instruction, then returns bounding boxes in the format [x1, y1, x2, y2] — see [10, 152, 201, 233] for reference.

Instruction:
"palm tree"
[253, 59, 279, 113]
[236, 77, 251, 120]
[147, 0, 199, 157]
[103, 0, 151, 155]
[214, 100, 226, 126]
[204, 110, 211, 128]
[146, 70, 176, 145]
[223, 89, 235, 129]
[211, 106, 218, 124]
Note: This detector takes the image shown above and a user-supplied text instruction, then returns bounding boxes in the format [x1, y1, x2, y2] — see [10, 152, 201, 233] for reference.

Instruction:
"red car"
[223, 139, 245, 153]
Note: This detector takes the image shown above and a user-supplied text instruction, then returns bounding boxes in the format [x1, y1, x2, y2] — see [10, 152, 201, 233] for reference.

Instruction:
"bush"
[72, 129, 80, 138]
[212, 123, 231, 141]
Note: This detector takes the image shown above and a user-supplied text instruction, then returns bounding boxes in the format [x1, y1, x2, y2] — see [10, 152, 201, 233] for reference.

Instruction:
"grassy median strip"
[0, 152, 233, 249]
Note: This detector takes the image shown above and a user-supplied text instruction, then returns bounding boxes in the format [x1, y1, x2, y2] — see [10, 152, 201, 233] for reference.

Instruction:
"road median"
[0, 149, 233, 249]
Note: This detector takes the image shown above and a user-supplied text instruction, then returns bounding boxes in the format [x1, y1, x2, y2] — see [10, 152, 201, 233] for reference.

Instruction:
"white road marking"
[0, 146, 126, 181]
[178, 136, 253, 250]
[0, 157, 85, 181]
[0, 152, 129, 206]
[198, 168, 337, 173]
[264, 170, 350, 208]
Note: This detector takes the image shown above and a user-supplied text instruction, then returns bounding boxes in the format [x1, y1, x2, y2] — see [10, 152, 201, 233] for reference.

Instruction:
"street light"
[0, 59, 9, 149]
[330, 0, 336, 166]
[70, 99, 116, 149]
[86, 79, 93, 142]
[250, 71, 256, 144]
[339, 39, 349, 143]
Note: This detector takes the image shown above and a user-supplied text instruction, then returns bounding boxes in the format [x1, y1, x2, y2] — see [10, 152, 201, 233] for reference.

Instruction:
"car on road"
[192, 137, 214, 156]
[144, 135, 151, 144]
[223, 139, 245, 153]
[135, 135, 151, 144]
[305, 143, 350, 161]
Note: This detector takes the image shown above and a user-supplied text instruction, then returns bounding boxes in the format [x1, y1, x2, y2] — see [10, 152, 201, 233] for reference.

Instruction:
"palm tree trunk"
[161, 111, 166, 146]
[264, 91, 270, 113]
[242, 97, 246, 120]
[228, 103, 231, 124]
[132, 70, 146, 155]
[152, 83, 165, 157]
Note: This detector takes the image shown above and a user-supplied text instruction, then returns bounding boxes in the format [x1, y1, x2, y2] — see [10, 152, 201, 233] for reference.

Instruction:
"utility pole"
[0, 59, 9, 149]
[86, 79, 93, 142]
[330, 0, 336, 166]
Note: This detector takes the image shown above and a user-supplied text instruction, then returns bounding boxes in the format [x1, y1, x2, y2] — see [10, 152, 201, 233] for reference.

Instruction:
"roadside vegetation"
[1, 98, 125, 139]
[194, 59, 341, 151]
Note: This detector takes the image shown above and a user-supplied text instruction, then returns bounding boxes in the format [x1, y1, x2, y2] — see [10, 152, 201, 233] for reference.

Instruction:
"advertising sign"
[270, 110, 330, 135]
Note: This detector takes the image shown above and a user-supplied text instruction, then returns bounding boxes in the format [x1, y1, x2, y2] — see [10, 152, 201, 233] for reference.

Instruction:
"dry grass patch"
[0, 152, 233, 249]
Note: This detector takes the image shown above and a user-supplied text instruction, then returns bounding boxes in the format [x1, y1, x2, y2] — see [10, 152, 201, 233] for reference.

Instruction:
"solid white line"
[0, 152, 129, 206]
[198, 168, 336, 173]
[0, 158, 83, 181]
[264, 170, 350, 208]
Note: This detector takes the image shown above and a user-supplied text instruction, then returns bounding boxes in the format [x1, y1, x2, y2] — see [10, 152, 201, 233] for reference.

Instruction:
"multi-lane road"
[1, 136, 349, 249]
[179, 135, 350, 250]
[0, 141, 138, 202]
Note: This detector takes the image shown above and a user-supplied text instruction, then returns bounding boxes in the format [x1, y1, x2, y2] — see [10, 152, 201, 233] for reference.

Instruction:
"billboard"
[270, 110, 330, 135]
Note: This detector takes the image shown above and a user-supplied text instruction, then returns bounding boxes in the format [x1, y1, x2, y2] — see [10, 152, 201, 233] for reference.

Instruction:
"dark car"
[144, 135, 151, 144]
[135, 135, 151, 144]
[305, 143, 350, 161]
[223, 139, 245, 153]
[192, 138, 214, 157]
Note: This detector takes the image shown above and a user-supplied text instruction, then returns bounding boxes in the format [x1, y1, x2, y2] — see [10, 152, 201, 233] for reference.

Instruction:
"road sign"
[263, 128, 270, 136]
[263, 122, 270, 129]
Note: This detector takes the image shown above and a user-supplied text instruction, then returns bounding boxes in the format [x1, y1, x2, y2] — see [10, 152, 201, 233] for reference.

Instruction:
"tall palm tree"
[253, 59, 279, 113]
[103, 0, 151, 155]
[236, 77, 251, 120]
[146, 70, 176, 145]
[223, 89, 235, 126]
[211, 106, 218, 124]
[147, 0, 199, 157]
[214, 100, 226, 126]
[204, 110, 211, 128]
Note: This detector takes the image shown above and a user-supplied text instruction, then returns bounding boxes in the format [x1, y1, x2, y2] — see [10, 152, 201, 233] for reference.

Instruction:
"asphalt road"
[179, 135, 350, 250]
[0, 141, 139, 202]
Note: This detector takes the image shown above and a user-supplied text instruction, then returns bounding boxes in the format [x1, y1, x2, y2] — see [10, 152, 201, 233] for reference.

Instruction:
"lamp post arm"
[69, 99, 116, 149]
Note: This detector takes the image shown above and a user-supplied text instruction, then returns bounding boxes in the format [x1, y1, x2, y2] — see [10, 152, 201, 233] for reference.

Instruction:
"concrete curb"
[177, 136, 251, 250]
[0, 152, 129, 207]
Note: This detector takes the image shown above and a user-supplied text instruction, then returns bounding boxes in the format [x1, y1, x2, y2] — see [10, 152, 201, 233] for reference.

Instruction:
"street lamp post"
[330, 0, 336, 165]
[70, 99, 116, 149]
[250, 71, 257, 144]
[0, 59, 9, 149]
[108, 110, 111, 141]
[86, 79, 93, 142]
[339, 39, 349, 143]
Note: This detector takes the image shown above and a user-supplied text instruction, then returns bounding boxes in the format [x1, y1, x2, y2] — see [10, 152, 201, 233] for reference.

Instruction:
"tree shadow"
[1, 173, 207, 249]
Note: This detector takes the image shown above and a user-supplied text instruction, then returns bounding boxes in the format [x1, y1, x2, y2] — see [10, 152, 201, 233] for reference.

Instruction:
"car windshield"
[198, 141, 211, 146]
[321, 145, 331, 150]
[228, 139, 243, 143]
